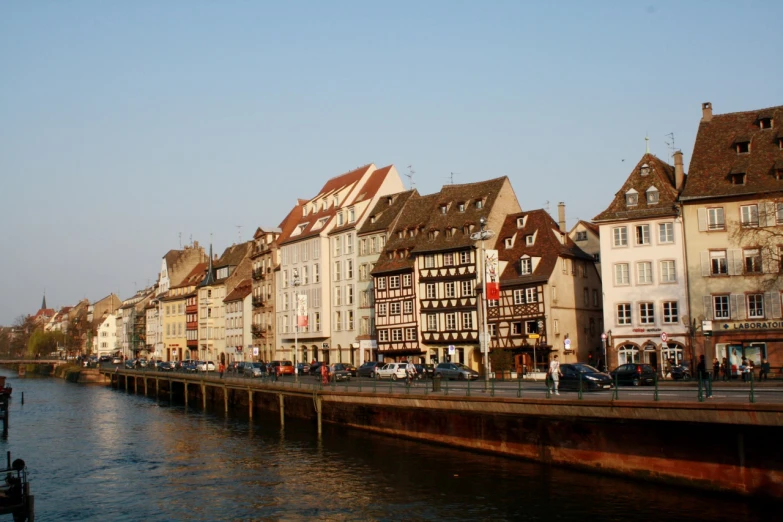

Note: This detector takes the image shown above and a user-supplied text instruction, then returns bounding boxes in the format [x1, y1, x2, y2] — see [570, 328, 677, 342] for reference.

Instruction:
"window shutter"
[697, 208, 707, 231]
[771, 292, 782, 319]
[764, 292, 774, 319]
[729, 294, 738, 319]
[765, 202, 777, 227]
[729, 250, 743, 276]
[733, 294, 746, 320]
[762, 247, 772, 274]
[700, 251, 710, 276]
[702, 295, 713, 320]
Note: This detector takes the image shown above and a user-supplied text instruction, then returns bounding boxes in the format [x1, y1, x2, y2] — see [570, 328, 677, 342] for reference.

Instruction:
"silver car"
[243, 362, 265, 378]
[434, 362, 479, 380]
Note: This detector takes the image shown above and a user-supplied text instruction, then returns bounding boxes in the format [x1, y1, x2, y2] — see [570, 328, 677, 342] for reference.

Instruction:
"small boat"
[0, 376, 11, 398]
[0, 451, 33, 521]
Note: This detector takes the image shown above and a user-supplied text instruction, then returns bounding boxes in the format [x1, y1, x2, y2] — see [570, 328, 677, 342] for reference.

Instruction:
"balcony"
[252, 296, 264, 308]
[251, 324, 266, 337]
[252, 268, 265, 281]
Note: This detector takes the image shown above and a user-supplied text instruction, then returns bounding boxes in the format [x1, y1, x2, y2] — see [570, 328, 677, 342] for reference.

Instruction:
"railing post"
[653, 372, 659, 401]
[698, 374, 704, 402]
[490, 377, 495, 397]
[444, 377, 449, 396]
[749, 370, 755, 404]
[372, 377, 376, 394]
[517, 376, 522, 398]
[466, 377, 471, 397]
[612, 373, 619, 400]
[578, 372, 583, 400]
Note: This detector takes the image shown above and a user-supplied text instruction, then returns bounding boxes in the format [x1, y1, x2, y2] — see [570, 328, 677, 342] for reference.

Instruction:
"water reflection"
[0, 372, 777, 521]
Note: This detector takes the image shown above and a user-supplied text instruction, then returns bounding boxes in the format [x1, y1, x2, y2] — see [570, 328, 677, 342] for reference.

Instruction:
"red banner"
[487, 282, 500, 300]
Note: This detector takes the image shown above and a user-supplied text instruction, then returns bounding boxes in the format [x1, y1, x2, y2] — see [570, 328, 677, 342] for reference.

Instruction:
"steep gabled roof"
[224, 278, 252, 302]
[358, 189, 418, 236]
[498, 210, 594, 286]
[171, 262, 207, 289]
[594, 153, 680, 222]
[371, 193, 436, 274]
[682, 104, 783, 200]
[569, 220, 600, 237]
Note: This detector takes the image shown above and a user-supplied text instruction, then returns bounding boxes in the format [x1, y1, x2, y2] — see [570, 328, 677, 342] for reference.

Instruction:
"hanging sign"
[485, 249, 500, 300]
[296, 294, 308, 327]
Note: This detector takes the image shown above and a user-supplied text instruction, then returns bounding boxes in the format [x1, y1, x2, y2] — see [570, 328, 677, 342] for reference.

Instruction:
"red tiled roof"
[594, 153, 680, 222]
[682, 104, 783, 200]
[224, 278, 252, 302]
[171, 262, 207, 289]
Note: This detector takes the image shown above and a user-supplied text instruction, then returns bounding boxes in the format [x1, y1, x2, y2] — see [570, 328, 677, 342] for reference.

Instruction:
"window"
[444, 253, 455, 266]
[424, 255, 435, 268]
[460, 251, 471, 264]
[660, 260, 676, 283]
[525, 288, 537, 303]
[390, 302, 401, 315]
[636, 262, 653, 284]
[512, 322, 522, 335]
[758, 117, 772, 129]
[445, 313, 457, 330]
[377, 277, 386, 290]
[663, 301, 678, 324]
[378, 303, 387, 316]
[592, 289, 599, 307]
[333, 261, 342, 281]
[333, 286, 342, 306]
[584, 288, 589, 305]
[346, 285, 354, 305]
[334, 237, 342, 256]
[736, 141, 750, 154]
[613, 227, 628, 247]
[475, 199, 484, 209]
[360, 239, 367, 255]
[504, 237, 513, 248]
[346, 259, 353, 279]
[513, 289, 525, 305]
[403, 274, 412, 287]
[488, 324, 497, 337]
[458, 202, 465, 212]
[646, 188, 659, 204]
[741, 205, 759, 227]
[744, 249, 762, 273]
[370, 237, 377, 253]
[520, 258, 532, 275]
[525, 321, 539, 335]
[639, 302, 655, 324]
[403, 300, 413, 314]
[713, 295, 730, 319]
[378, 330, 389, 342]
[348, 208, 355, 223]
[406, 327, 416, 340]
[626, 192, 638, 206]
[635, 224, 650, 245]
[462, 312, 473, 330]
[334, 311, 342, 331]
[389, 275, 400, 289]
[659, 222, 674, 243]
[461, 280, 473, 296]
[748, 294, 764, 318]
[427, 314, 437, 331]
[777, 203, 783, 224]
[440, 204, 448, 214]
[359, 264, 367, 281]
[426, 284, 436, 299]
[710, 250, 728, 276]
[575, 231, 587, 241]
[640, 163, 650, 176]
[445, 282, 456, 298]
[707, 207, 725, 230]
[614, 263, 630, 285]
[617, 304, 631, 325]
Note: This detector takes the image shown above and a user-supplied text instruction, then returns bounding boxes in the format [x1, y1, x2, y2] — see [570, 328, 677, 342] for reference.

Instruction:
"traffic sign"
[448, 345, 455, 354]
[660, 332, 668, 342]
[564, 339, 572, 350]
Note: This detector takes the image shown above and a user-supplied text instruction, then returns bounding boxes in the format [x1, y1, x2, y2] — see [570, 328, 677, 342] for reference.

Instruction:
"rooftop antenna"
[645, 134, 650, 154]
[545, 200, 550, 214]
[664, 132, 676, 161]
[236, 225, 242, 243]
[189, 234, 193, 246]
[178, 232, 182, 248]
[405, 165, 416, 190]
[448, 172, 458, 185]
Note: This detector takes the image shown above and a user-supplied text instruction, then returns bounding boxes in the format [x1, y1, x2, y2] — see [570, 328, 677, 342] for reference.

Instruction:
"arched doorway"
[617, 343, 640, 365]
[642, 342, 658, 371]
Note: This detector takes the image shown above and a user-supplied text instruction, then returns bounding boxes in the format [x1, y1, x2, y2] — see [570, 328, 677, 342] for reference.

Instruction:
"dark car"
[158, 361, 175, 372]
[357, 361, 385, 378]
[329, 363, 352, 382]
[309, 362, 325, 376]
[558, 363, 614, 391]
[180, 360, 198, 373]
[670, 363, 691, 381]
[414, 364, 435, 379]
[296, 362, 311, 376]
[343, 363, 358, 377]
[611, 363, 657, 386]
[124, 359, 136, 369]
[99, 355, 112, 363]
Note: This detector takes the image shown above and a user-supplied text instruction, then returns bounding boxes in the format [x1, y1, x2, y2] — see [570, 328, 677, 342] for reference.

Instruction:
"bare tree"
[728, 198, 783, 292]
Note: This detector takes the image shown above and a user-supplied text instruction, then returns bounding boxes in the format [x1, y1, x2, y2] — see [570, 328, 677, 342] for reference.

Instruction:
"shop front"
[707, 320, 782, 375]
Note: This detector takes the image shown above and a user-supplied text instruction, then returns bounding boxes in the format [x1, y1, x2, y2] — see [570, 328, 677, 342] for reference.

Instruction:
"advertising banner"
[296, 293, 308, 327]
[485, 249, 500, 300]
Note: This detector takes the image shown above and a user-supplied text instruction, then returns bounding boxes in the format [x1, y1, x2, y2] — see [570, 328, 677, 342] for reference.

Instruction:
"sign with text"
[296, 294, 308, 327]
[485, 249, 500, 300]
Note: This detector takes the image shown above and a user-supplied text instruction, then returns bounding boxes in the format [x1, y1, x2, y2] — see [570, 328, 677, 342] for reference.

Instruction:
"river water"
[0, 370, 777, 521]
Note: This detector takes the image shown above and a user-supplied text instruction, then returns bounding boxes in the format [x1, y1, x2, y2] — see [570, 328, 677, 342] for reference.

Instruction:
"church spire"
[42, 292, 47, 310]
[201, 238, 216, 286]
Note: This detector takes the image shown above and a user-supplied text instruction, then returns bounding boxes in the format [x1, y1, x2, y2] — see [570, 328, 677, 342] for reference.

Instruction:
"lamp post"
[470, 217, 495, 390]
[292, 269, 301, 381]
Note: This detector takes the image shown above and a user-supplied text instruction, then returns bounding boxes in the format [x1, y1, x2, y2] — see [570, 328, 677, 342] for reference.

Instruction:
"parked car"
[136, 358, 149, 368]
[414, 364, 435, 379]
[181, 360, 198, 373]
[611, 363, 656, 386]
[375, 363, 410, 381]
[269, 360, 295, 377]
[243, 362, 265, 378]
[558, 363, 614, 391]
[99, 355, 112, 363]
[434, 362, 479, 381]
[308, 362, 325, 376]
[342, 363, 358, 377]
[296, 362, 311, 375]
[670, 363, 691, 381]
[158, 361, 175, 372]
[329, 363, 352, 382]
[196, 361, 216, 372]
[228, 361, 243, 374]
[112, 356, 123, 365]
[357, 361, 385, 378]
[124, 359, 136, 369]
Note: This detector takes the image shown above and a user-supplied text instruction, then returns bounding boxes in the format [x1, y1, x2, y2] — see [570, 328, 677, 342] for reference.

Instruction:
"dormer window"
[640, 163, 650, 176]
[348, 207, 355, 223]
[333, 195, 340, 207]
[409, 229, 416, 238]
[440, 204, 448, 214]
[370, 215, 376, 223]
[428, 230, 439, 240]
[520, 257, 532, 275]
[758, 117, 772, 129]
[646, 187, 659, 204]
[321, 201, 327, 212]
[475, 199, 484, 209]
[778, 136, 783, 150]
[387, 196, 393, 205]
[575, 231, 587, 241]
[735, 138, 750, 154]
[337, 212, 344, 226]
[525, 235, 535, 246]
[626, 190, 639, 207]
[458, 202, 466, 212]
[516, 216, 527, 228]
[302, 207, 308, 217]
[504, 237, 513, 248]
[398, 231, 404, 239]
[729, 172, 746, 185]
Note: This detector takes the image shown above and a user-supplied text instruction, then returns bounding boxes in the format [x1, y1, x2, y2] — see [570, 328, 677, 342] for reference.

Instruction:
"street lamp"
[292, 268, 301, 381]
[470, 216, 495, 389]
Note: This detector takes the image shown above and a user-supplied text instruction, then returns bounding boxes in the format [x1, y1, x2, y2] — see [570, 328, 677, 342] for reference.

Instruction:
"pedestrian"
[697, 355, 712, 398]
[320, 362, 329, 385]
[406, 363, 416, 386]
[548, 355, 562, 396]
[712, 357, 720, 381]
[740, 358, 749, 382]
[219, 362, 225, 379]
[721, 358, 729, 381]
[760, 358, 770, 381]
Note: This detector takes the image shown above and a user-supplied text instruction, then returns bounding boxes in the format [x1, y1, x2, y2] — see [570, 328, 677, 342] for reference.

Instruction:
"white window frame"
[662, 301, 678, 324]
[635, 224, 651, 245]
[639, 302, 655, 325]
[613, 226, 628, 247]
[614, 263, 630, 286]
[660, 260, 676, 283]
[445, 313, 457, 330]
[617, 303, 631, 325]
[636, 261, 653, 284]
[520, 257, 532, 275]
[658, 222, 674, 244]
[747, 294, 764, 319]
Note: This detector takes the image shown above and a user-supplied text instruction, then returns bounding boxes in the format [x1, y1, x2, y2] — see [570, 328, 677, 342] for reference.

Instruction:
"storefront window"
[617, 344, 639, 365]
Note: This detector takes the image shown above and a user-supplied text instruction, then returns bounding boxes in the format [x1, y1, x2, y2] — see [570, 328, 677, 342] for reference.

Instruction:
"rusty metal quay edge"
[103, 369, 783, 498]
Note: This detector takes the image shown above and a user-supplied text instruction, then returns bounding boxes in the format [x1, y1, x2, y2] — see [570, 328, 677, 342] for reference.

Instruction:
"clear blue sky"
[1, 1, 781, 325]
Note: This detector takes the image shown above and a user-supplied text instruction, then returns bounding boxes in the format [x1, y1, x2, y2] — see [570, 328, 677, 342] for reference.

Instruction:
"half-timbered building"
[490, 209, 603, 374]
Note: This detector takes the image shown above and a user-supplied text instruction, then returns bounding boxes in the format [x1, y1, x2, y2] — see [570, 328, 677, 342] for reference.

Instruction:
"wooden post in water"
[184, 382, 188, 407]
[144, 377, 148, 396]
[223, 386, 228, 413]
[279, 394, 285, 428]
[248, 389, 253, 419]
[316, 396, 322, 437]
[201, 383, 207, 410]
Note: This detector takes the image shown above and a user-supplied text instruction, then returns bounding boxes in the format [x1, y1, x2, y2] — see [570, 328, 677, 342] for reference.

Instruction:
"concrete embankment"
[106, 371, 783, 498]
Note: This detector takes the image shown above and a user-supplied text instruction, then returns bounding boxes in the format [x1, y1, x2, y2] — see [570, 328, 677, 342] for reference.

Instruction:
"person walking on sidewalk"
[760, 358, 771, 381]
[712, 357, 720, 381]
[697, 355, 713, 398]
[548, 355, 562, 396]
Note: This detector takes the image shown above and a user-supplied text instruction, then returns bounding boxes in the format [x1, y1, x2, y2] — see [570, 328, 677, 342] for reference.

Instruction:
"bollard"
[388, 378, 393, 395]
[466, 378, 471, 397]
[358, 377, 362, 393]
[578, 372, 583, 400]
[372, 377, 377, 394]
[653, 373, 659, 401]
[444, 376, 449, 396]
[546, 377, 552, 399]
[698, 375, 704, 402]
[432, 374, 441, 393]
[749, 371, 755, 403]
[490, 378, 495, 397]
[612, 373, 619, 400]
[517, 376, 522, 398]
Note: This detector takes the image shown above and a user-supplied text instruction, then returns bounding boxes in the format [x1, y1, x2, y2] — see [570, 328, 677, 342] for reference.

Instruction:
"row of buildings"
[22, 102, 783, 374]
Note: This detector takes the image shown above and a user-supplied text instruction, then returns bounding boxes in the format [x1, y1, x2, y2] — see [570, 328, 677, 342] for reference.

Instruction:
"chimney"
[558, 202, 566, 233]
[701, 102, 713, 122]
[673, 150, 685, 190]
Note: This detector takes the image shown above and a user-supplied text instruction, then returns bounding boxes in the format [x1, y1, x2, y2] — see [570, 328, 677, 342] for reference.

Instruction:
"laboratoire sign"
[716, 321, 783, 330]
